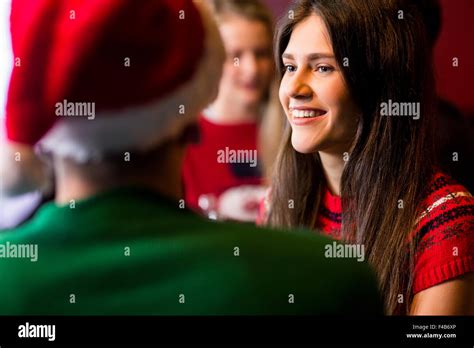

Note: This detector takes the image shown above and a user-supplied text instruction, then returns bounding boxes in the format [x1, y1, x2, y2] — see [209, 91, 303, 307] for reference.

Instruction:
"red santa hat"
[4, 0, 224, 162]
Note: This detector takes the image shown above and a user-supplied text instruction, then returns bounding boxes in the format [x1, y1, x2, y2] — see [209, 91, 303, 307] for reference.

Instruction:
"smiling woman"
[182, 0, 284, 221]
[279, 14, 359, 161]
[265, 0, 474, 315]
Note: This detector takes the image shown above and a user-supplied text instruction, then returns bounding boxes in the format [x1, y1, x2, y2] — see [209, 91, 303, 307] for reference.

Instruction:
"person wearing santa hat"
[0, 0, 381, 316]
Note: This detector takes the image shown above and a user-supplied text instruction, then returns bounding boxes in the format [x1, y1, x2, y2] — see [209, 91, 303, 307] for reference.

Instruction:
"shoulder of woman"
[411, 171, 474, 294]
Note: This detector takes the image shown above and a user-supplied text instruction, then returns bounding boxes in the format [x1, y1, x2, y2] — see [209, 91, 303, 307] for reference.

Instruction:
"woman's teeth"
[291, 109, 325, 118]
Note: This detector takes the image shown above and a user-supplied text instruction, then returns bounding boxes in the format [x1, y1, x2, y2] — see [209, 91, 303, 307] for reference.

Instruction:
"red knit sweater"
[259, 172, 474, 295]
[315, 172, 474, 294]
[182, 114, 262, 211]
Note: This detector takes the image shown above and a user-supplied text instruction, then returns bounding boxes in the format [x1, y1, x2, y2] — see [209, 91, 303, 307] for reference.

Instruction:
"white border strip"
[415, 191, 472, 224]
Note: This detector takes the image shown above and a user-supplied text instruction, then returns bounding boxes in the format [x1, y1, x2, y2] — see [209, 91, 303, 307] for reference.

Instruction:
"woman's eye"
[284, 64, 296, 73]
[316, 65, 333, 73]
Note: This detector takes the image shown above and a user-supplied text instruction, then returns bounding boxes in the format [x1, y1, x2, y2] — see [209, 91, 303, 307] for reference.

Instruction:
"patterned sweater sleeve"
[411, 173, 474, 294]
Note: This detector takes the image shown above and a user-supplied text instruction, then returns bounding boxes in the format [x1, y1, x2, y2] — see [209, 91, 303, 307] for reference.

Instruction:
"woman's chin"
[291, 135, 319, 154]
[236, 88, 264, 105]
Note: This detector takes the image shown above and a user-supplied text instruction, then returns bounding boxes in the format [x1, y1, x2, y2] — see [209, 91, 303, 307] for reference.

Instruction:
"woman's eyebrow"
[282, 52, 335, 60]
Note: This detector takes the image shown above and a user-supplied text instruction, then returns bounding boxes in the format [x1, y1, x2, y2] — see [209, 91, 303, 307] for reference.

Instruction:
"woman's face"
[217, 15, 274, 108]
[279, 14, 359, 154]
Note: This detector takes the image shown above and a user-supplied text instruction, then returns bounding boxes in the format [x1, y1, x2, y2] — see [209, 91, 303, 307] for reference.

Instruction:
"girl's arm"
[410, 272, 474, 315]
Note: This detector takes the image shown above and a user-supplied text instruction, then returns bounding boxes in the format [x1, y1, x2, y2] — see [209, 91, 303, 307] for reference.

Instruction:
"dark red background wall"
[263, 0, 474, 116]
[434, 0, 474, 115]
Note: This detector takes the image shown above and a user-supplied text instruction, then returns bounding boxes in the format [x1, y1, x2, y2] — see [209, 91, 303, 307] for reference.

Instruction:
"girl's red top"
[259, 172, 474, 294]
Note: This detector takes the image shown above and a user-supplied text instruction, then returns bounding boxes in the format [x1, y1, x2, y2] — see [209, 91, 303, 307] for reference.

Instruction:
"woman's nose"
[285, 70, 313, 100]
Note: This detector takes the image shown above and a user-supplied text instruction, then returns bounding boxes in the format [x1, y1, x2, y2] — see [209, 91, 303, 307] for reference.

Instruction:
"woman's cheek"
[278, 79, 290, 117]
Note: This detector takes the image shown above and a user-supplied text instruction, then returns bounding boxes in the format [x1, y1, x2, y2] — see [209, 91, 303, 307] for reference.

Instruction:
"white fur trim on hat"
[38, 1, 225, 163]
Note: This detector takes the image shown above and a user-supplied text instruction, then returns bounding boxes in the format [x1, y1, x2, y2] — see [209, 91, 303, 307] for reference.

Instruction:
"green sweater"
[0, 188, 382, 315]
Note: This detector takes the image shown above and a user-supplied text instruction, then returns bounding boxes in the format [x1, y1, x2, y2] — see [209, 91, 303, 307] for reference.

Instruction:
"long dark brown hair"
[268, 0, 436, 314]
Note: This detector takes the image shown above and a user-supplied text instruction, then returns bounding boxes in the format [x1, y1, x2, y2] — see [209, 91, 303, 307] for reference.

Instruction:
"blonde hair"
[209, 0, 273, 31]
